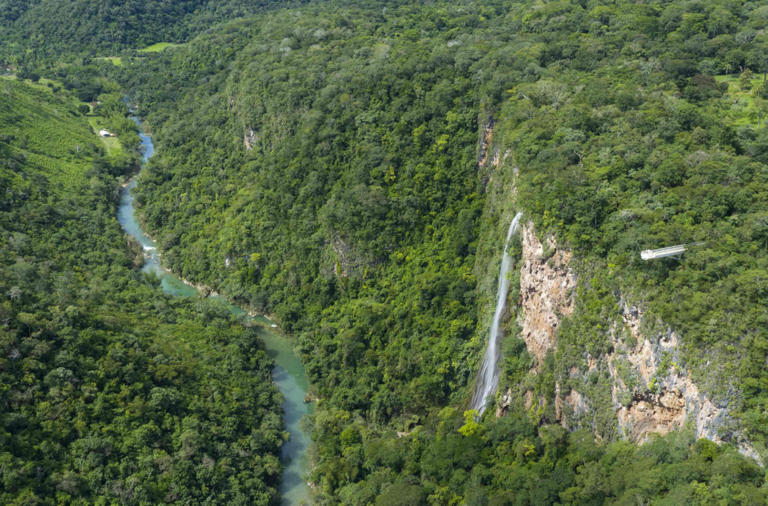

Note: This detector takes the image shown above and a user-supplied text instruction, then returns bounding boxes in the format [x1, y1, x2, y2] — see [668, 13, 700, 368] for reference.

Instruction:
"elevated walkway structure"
[640, 242, 703, 260]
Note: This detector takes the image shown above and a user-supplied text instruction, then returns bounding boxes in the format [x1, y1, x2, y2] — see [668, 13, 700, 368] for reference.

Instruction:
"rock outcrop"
[518, 222, 576, 369]
[605, 302, 760, 461]
[556, 385, 588, 424]
[495, 222, 575, 417]
[244, 128, 257, 150]
[496, 221, 760, 462]
[478, 119, 497, 168]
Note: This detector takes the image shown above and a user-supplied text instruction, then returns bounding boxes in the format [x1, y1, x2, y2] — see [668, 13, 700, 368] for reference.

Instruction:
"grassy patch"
[87, 116, 122, 156]
[138, 42, 179, 53]
[3, 75, 68, 95]
[95, 56, 123, 66]
[715, 73, 768, 128]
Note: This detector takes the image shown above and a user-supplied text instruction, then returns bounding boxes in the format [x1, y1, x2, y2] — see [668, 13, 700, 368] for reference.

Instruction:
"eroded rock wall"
[244, 128, 257, 150]
[518, 222, 575, 369]
[496, 223, 760, 462]
[605, 302, 759, 460]
[496, 222, 576, 417]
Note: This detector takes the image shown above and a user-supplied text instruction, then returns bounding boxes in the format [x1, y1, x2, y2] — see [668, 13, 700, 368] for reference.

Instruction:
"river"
[117, 119, 313, 505]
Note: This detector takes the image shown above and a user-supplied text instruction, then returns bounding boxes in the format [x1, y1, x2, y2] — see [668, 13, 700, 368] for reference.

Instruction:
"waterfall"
[470, 211, 523, 415]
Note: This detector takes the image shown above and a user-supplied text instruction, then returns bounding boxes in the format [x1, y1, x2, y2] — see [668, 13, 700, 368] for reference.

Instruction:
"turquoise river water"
[117, 119, 313, 505]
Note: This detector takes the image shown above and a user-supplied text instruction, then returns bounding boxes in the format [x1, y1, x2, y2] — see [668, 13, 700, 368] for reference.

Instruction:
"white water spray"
[470, 211, 523, 415]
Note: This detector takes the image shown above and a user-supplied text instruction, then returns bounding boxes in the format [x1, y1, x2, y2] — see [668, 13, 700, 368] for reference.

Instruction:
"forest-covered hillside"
[0, 0, 303, 60]
[4, 0, 768, 503]
[0, 78, 284, 504]
[115, 0, 768, 502]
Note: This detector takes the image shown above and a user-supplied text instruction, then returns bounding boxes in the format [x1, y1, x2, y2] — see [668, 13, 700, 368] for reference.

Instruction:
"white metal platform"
[641, 242, 703, 260]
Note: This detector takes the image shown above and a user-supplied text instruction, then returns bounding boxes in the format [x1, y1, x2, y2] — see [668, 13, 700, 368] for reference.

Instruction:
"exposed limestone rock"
[324, 234, 369, 279]
[522, 389, 547, 412]
[524, 390, 534, 410]
[495, 216, 760, 462]
[556, 386, 588, 427]
[511, 221, 578, 421]
[490, 147, 501, 168]
[319, 233, 379, 280]
[244, 128, 257, 150]
[617, 390, 687, 441]
[478, 119, 497, 168]
[554, 383, 564, 422]
[331, 236, 353, 278]
[605, 301, 760, 462]
[518, 222, 576, 369]
[566, 389, 588, 416]
[496, 388, 513, 417]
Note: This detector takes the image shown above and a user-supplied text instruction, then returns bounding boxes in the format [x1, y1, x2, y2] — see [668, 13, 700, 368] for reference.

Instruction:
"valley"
[3, 0, 768, 504]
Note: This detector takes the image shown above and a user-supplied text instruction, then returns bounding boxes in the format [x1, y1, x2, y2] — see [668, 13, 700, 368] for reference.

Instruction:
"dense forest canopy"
[0, 0, 304, 60]
[115, 0, 768, 502]
[3, 0, 768, 503]
[0, 78, 284, 504]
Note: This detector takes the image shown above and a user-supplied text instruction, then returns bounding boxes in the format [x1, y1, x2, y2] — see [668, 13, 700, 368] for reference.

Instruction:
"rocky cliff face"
[319, 234, 363, 279]
[495, 223, 761, 462]
[478, 119, 495, 168]
[496, 221, 575, 417]
[478, 117, 505, 170]
[518, 222, 576, 369]
[604, 302, 760, 461]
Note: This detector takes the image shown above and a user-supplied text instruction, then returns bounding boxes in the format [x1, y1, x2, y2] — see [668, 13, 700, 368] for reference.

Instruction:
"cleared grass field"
[87, 115, 123, 156]
[95, 56, 123, 66]
[138, 42, 179, 53]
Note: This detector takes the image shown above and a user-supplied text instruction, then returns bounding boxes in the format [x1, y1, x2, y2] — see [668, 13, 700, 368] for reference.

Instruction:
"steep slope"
[128, 3, 494, 420]
[0, 78, 283, 504]
[0, 0, 302, 59]
[1, 0, 762, 502]
[116, 0, 768, 502]
[479, 0, 768, 464]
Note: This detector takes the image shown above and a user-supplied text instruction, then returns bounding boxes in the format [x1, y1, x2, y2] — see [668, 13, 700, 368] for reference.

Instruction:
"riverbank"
[120, 171, 285, 327]
[119, 115, 314, 505]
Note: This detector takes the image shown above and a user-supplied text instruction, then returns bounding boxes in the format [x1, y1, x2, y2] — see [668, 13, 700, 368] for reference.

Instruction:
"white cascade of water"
[470, 211, 523, 415]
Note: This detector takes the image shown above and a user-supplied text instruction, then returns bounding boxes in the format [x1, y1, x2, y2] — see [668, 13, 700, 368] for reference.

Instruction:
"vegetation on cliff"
[489, 0, 768, 456]
[4, 0, 768, 503]
[114, 0, 768, 501]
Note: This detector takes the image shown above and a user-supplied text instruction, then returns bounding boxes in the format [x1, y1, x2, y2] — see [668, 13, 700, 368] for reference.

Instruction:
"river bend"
[117, 118, 313, 505]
